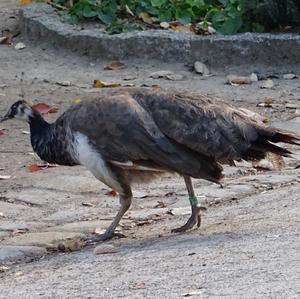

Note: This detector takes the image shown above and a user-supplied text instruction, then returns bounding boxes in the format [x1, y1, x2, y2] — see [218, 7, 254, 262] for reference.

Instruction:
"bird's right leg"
[86, 188, 132, 243]
[171, 176, 201, 233]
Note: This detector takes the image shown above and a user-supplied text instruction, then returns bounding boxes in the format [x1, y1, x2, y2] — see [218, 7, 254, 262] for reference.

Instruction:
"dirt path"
[0, 1, 300, 298]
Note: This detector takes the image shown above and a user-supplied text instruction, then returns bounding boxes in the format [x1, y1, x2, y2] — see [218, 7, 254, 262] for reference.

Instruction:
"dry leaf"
[128, 282, 146, 290]
[93, 80, 121, 88]
[32, 103, 58, 114]
[94, 244, 119, 255]
[154, 201, 167, 208]
[139, 12, 153, 24]
[16, 0, 32, 7]
[14, 42, 26, 50]
[256, 98, 273, 108]
[106, 190, 117, 197]
[0, 129, 5, 136]
[57, 239, 84, 252]
[28, 164, 42, 172]
[104, 61, 126, 70]
[15, 271, 24, 277]
[0, 175, 11, 180]
[0, 36, 9, 44]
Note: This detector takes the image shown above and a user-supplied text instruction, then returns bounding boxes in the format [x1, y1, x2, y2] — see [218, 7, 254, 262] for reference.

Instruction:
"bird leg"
[86, 192, 132, 243]
[171, 176, 201, 233]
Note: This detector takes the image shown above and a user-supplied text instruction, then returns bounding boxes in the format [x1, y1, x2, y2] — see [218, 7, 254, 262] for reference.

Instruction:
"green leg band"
[189, 195, 198, 207]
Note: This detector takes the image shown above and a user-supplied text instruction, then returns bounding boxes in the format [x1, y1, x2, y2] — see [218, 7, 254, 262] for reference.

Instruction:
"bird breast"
[74, 132, 123, 193]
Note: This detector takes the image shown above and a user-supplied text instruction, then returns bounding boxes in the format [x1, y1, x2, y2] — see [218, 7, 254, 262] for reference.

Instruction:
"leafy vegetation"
[48, 0, 300, 34]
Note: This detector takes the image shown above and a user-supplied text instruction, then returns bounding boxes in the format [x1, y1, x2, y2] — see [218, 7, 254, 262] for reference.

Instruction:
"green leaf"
[176, 9, 192, 24]
[220, 16, 242, 34]
[97, 11, 114, 24]
[151, 0, 166, 8]
[83, 5, 98, 18]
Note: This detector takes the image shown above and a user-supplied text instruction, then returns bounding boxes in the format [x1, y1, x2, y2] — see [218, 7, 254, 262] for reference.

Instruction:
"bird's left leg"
[86, 188, 132, 243]
[171, 176, 201, 233]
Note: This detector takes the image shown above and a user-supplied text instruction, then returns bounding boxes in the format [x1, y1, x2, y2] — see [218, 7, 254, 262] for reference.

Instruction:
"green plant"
[48, 0, 300, 34]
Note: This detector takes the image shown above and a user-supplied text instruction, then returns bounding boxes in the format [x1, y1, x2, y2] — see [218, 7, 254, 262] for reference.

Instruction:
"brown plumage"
[1, 87, 299, 242]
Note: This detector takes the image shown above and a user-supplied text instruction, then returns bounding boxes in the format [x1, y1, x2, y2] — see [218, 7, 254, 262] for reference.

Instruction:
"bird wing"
[130, 89, 255, 161]
[63, 93, 223, 181]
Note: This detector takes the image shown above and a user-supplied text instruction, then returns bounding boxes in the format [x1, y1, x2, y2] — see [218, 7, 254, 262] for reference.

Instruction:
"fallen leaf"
[93, 80, 121, 88]
[0, 175, 11, 180]
[0, 129, 5, 136]
[28, 164, 42, 172]
[32, 103, 58, 114]
[105, 190, 117, 196]
[94, 244, 119, 255]
[260, 79, 274, 89]
[128, 282, 146, 290]
[194, 61, 210, 76]
[15, 271, 24, 277]
[73, 98, 81, 104]
[14, 42, 26, 50]
[16, 0, 32, 7]
[154, 201, 167, 208]
[256, 98, 273, 108]
[57, 239, 84, 252]
[104, 61, 126, 70]
[139, 12, 153, 24]
[0, 36, 9, 44]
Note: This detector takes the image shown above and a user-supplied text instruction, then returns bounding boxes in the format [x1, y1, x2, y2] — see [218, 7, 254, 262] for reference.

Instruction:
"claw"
[85, 232, 126, 244]
[171, 205, 202, 233]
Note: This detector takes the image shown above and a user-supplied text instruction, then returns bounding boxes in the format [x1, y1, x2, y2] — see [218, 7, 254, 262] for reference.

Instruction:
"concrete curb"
[20, 4, 300, 71]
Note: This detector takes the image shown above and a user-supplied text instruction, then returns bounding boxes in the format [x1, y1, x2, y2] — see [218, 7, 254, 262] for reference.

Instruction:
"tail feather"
[244, 127, 300, 161]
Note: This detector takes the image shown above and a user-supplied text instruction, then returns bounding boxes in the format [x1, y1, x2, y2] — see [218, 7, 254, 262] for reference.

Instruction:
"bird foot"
[85, 231, 126, 244]
[171, 205, 201, 233]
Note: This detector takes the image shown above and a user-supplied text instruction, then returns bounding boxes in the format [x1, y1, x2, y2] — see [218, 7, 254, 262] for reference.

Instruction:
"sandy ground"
[0, 1, 300, 298]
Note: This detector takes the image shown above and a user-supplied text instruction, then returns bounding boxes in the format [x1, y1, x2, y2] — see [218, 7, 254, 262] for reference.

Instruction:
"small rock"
[0, 175, 10, 180]
[14, 42, 26, 50]
[226, 75, 253, 85]
[166, 73, 184, 81]
[160, 22, 170, 29]
[249, 73, 258, 82]
[93, 244, 119, 255]
[283, 73, 297, 80]
[149, 70, 174, 79]
[0, 266, 9, 272]
[260, 79, 274, 89]
[56, 81, 71, 86]
[194, 61, 210, 76]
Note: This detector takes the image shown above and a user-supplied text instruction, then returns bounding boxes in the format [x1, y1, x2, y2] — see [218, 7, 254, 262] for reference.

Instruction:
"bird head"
[0, 100, 34, 123]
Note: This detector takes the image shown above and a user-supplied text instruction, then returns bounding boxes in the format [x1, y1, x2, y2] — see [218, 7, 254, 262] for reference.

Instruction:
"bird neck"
[28, 111, 78, 166]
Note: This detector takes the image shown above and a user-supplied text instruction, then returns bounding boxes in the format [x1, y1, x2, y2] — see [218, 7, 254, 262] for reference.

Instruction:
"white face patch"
[15, 105, 33, 121]
[74, 132, 123, 194]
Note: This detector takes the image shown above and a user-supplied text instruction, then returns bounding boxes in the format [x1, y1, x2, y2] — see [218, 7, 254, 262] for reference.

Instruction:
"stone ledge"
[19, 4, 300, 72]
